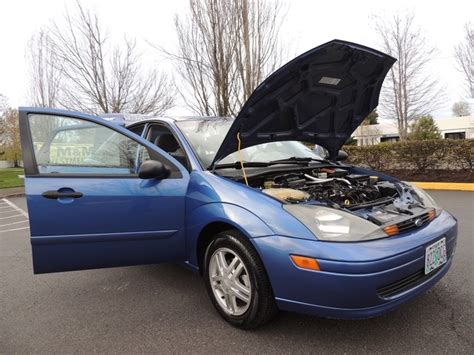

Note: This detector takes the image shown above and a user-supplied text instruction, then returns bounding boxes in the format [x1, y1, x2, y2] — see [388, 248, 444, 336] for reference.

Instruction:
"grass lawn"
[0, 168, 25, 189]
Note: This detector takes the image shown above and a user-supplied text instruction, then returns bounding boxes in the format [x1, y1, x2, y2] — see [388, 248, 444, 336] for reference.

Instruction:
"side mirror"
[336, 150, 348, 161]
[138, 160, 169, 180]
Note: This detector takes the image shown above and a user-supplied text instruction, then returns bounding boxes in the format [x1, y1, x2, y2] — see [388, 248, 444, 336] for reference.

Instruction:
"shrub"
[344, 139, 473, 172]
[0, 145, 22, 167]
[396, 140, 447, 172]
[446, 139, 473, 171]
[345, 143, 394, 170]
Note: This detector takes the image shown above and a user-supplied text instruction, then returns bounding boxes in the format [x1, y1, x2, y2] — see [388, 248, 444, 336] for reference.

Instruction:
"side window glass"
[128, 124, 145, 137]
[147, 125, 189, 170]
[29, 114, 148, 175]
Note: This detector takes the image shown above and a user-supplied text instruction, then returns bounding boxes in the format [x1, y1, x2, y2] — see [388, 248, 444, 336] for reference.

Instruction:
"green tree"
[344, 137, 358, 146]
[408, 115, 441, 140]
[362, 110, 379, 125]
[0, 108, 22, 166]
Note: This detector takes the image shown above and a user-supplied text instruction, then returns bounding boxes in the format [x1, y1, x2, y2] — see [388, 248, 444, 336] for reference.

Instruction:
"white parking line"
[0, 199, 30, 234]
[0, 220, 29, 228]
[1, 198, 28, 218]
[0, 205, 15, 210]
[1, 226, 30, 233]
[0, 210, 21, 217]
[0, 214, 23, 220]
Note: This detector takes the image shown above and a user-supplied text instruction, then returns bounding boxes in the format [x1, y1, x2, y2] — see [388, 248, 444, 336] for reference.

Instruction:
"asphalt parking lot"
[1, 191, 473, 353]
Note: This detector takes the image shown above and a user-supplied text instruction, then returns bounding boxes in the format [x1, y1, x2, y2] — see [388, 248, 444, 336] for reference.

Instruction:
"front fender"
[185, 202, 274, 266]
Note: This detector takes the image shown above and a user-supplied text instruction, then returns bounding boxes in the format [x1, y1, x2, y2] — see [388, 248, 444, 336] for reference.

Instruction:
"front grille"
[377, 240, 454, 299]
[396, 212, 432, 234]
[377, 269, 428, 298]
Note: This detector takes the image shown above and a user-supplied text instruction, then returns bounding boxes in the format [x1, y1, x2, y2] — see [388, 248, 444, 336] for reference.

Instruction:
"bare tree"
[452, 101, 471, 116]
[0, 93, 7, 114]
[375, 13, 444, 139]
[167, 0, 283, 116]
[171, 0, 239, 116]
[454, 22, 473, 98]
[45, 1, 174, 115]
[27, 30, 62, 107]
[26, 31, 67, 141]
[234, 0, 283, 105]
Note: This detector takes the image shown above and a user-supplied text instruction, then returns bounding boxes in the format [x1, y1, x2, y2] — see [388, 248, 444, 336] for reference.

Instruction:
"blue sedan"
[19, 40, 457, 329]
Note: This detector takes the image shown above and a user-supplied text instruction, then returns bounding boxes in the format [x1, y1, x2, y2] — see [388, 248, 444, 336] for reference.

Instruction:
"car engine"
[250, 167, 432, 226]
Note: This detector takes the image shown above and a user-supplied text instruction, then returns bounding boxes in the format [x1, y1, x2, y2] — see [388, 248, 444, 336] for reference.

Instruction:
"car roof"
[99, 113, 229, 127]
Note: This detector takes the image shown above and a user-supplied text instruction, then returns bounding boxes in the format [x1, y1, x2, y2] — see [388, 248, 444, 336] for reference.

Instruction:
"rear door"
[19, 107, 189, 274]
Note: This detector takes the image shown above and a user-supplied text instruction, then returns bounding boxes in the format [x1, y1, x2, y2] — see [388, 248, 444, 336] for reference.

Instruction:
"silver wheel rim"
[208, 247, 252, 316]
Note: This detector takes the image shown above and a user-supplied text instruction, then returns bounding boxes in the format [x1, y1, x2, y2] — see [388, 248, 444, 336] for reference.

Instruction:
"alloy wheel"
[208, 247, 252, 316]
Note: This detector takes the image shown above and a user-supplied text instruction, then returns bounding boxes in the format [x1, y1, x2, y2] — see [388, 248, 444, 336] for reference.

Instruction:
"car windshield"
[175, 119, 323, 168]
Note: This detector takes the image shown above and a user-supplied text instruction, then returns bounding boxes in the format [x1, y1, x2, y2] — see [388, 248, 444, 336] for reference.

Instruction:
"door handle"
[42, 190, 83, 199]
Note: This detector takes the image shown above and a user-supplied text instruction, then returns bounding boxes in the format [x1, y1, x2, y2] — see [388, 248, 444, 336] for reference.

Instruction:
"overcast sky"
[0, 0, 472, 119]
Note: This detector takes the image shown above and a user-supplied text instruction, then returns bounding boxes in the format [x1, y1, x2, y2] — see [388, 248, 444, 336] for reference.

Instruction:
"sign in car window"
[29, 114, 147, 175]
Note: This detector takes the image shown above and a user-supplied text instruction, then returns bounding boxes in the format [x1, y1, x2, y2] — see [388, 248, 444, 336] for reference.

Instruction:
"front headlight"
[405, 183, 443, 216]
[283, 205, 388, 242]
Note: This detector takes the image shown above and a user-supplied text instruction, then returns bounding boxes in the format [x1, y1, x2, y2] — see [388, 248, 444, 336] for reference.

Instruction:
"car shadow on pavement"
[136, 263, 472, 353]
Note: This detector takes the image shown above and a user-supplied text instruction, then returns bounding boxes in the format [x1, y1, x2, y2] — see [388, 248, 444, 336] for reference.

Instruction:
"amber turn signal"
[290, 255, 320, 271]
[383, 224, 399, 236]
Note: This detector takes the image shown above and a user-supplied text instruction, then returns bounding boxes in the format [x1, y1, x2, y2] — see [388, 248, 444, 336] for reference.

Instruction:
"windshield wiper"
[212, 161, 270, 170]
[212, 158, 315, 170]
[268, 156, 328, 165]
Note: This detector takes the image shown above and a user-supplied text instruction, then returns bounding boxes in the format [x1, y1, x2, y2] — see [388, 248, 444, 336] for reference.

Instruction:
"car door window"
[147, 125, 189, 169]
[128, 123, 146, 137]
[29, 114, 148, 175]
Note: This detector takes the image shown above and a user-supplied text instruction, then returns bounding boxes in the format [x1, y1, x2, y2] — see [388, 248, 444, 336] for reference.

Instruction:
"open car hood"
[210, 40, 395, 166]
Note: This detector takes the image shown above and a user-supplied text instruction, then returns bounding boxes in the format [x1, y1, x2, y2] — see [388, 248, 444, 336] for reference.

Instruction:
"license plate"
[425, 238, 447, 274]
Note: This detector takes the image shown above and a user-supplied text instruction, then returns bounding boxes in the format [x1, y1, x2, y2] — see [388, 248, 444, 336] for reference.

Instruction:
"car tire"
[203, 229, 278, 329]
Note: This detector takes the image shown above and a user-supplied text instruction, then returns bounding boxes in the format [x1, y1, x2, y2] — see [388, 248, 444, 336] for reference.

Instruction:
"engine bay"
[247, 166, 433, 227]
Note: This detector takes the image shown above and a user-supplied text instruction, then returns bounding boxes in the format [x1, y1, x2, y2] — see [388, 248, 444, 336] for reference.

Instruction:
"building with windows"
[352, 116, 474, 146]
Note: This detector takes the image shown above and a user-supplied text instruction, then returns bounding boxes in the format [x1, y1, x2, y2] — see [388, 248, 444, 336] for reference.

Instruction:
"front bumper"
[252, 210, 457, 319]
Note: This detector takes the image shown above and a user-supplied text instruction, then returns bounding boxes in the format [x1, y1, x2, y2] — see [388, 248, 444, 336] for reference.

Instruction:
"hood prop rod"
[237, 132, 249, 186]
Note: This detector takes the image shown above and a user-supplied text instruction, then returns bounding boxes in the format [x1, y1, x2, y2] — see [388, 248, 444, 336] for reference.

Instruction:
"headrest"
[154, 134, 180, 152]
